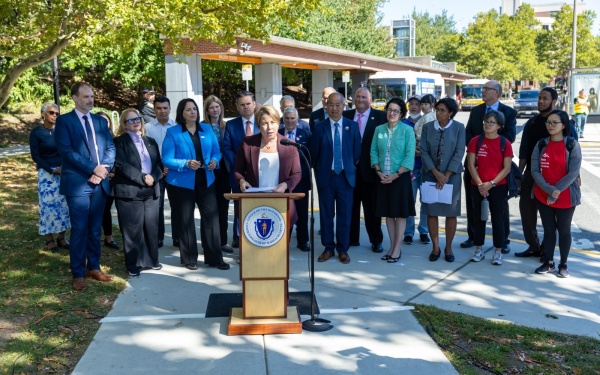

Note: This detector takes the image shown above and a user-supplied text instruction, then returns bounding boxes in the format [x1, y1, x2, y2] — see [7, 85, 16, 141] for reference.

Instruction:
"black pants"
[166, 182, 180, 242]
[115, 195, 159, 272]
[158, 178, 167, 242]
[202, 166, 230, 247]
[102, 195, 114, 236]
[350, 169, 383, 245]
[538, 202, 575, 265]
[294, 192, 309, 246]
[464, 168, 510, 245]
[169, 183, 223, 266]
[519, 171, 541, 250]
[470, 184, 507, 248]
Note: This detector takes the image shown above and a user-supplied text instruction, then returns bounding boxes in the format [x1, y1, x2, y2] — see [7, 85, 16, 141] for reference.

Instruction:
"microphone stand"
[295, 144, 333, 332]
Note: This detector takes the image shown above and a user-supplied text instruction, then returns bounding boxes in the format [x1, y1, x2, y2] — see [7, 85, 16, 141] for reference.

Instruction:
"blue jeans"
[575, 113, 587, 136]
[404, 168, 428, 237]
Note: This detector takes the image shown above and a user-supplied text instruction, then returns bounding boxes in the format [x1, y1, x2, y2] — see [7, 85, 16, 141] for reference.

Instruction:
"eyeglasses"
[387, 108, 401, 115]
[125, 117, 142, 124]
[545, 121, 562, 127]
[47, 110, 59, 115]
[481, 87, 497, 92]
[483, 120, 498, 126]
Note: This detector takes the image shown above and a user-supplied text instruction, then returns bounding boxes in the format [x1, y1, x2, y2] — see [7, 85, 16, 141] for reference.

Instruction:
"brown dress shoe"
[338, 253, 351, 264]
[72, 278, 88, 291]
[86, 269, 113, 282]
[318, 251, 334, 262]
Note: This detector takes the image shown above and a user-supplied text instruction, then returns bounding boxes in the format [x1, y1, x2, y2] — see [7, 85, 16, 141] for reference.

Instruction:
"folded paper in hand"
[421, 182, 453, 204]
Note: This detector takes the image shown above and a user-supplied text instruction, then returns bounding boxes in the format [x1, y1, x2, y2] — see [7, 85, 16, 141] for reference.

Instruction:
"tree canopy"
[411, 10, 460, 63]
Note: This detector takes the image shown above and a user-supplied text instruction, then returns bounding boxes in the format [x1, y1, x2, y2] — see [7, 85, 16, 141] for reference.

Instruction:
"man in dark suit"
[309, 87, 337, 133]
[55, 82, 116, 291]
[342, 87, 386, 253]
[279, 95, 311, 136]
[309, 92, 361, 264]
[463, 80, 517, 252]
[223, 91, 259, 248]
[279, 106, 312, 252]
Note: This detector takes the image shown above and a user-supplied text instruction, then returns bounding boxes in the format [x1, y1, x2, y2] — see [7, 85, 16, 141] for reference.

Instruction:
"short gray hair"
[283, 106, 298, 116]
[41, 102, 58, 114]
[488, 80, 502, 97]
[280, 95, 295, 106]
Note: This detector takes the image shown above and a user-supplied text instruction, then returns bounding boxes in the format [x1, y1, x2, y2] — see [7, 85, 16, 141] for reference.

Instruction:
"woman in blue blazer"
[162, 98, 229, 270]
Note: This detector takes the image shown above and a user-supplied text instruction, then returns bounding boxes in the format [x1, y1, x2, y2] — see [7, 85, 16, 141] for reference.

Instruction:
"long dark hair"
[547, 109, 571, 136]
[175, 98, 200, 126]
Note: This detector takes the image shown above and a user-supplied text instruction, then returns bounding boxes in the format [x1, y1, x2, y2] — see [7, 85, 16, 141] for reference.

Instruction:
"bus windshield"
[369, 81, 406, 102]
[462, 86, 482, 99]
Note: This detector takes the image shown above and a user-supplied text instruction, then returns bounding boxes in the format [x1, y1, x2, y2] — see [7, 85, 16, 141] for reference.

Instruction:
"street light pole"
[568, 0, 578, 116]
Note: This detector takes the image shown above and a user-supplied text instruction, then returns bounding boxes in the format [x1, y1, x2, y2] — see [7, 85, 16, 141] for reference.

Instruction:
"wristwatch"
[490, 180, 496, 187]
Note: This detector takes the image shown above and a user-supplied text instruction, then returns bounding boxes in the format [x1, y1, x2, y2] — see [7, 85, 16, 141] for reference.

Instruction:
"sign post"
[342, 70, 350, 104]
[242, 64, 253, 92]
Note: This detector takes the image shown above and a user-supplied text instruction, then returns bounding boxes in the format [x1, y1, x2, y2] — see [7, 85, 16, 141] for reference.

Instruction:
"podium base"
[228, 306, 302, 335]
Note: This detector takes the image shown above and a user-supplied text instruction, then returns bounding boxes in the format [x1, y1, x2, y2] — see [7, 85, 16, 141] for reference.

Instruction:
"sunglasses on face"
[47, 111, 59, 115]
[125, 117, 142, 124]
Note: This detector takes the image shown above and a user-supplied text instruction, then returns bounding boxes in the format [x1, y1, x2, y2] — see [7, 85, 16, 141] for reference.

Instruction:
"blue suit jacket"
[161, 123, 221, 189]
[279, 127, 311, 192]
[279, 118, 311, 137]
[223, 116, 259, 188]
[309, 117, 361, 189]
[55, 110, 115, 196]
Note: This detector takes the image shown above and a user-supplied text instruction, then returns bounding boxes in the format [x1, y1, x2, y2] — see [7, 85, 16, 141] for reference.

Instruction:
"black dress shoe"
[429, 249, 441, 261]
[209, 262, 230, 270]
[501, 245, 510, 254]
[158, 241, 164, 248]
[371, 243, 384, 253]
[297, 243, 310, 252]
[186, 263, 199, 270]
[221, 244, 234, 253]
[231, 239, 239, 248]
[349, 242, 360, 247]
[104, 240, 120, 249]
[460, 239, 475, 248]
[173, 239, 180, 247]
[445, 252, 455, 262]
[515, 248, 542, 257]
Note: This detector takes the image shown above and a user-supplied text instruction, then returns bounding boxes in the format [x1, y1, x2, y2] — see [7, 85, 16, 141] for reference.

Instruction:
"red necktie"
[245, 121, 252, 137]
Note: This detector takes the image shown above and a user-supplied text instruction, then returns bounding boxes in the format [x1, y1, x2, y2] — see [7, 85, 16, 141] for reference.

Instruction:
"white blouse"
[258, 151, 280, 188]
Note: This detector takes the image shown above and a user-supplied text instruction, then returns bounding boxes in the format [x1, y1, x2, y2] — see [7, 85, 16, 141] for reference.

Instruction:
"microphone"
[280, 139, 302, 149]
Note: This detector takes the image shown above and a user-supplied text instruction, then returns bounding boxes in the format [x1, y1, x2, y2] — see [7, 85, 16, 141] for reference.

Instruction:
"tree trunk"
[0, 39, 71, 109]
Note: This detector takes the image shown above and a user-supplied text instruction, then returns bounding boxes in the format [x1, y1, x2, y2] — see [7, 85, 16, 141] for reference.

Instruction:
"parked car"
[513, 90, 540, 118]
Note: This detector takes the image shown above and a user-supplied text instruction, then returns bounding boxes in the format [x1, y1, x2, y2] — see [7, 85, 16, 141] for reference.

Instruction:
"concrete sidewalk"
[71, 197, 600, 374]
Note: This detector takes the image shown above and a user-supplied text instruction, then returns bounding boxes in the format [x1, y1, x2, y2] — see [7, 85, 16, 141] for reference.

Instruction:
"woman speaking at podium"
[234, 105, 301, 223]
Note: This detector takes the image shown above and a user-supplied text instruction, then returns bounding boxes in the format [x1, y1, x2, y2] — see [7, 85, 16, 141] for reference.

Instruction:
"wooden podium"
[225, 192, 304, 335]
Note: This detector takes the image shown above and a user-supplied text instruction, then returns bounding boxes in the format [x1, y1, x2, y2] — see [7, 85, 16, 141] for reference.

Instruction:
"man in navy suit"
[309, 87, 337, 133]
[223, 91, 259, 248]
[55, 82, 116, 291]
[279, 95, 311, 136]
[342, 87, 387, 253]
[279, 106, 312, 252]
[310, 92, 361, 264]
[463, 80, 517, 253]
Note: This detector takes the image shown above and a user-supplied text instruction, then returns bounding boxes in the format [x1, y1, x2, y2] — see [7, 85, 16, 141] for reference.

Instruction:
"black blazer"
[279, 127, 311, 192]
[465, 102, 517, 145]
[113, 133, 163, 199]
[342, 108, 387, 183]
[309, 108, 326, 133]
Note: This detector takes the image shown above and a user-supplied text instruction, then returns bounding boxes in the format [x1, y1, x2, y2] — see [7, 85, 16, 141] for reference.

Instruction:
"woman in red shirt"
[467, 110, 513, 266]
[531, 110, 581, 278]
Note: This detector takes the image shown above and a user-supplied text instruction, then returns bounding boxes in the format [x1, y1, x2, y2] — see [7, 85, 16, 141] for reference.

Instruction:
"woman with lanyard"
[162, 98, 229, 270]
[532, 110, 581, 278]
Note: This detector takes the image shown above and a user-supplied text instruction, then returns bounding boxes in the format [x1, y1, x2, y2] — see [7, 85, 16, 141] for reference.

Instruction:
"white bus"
[460, 78, 489, 110]
[367, 71, 445, 110]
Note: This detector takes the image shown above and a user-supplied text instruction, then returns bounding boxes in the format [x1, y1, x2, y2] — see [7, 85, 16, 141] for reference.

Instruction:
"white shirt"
[258, 151, 280, 188]
[329, 117, 344, 170]
[145, 118, 177, 155]
[74, 108, 99, 165]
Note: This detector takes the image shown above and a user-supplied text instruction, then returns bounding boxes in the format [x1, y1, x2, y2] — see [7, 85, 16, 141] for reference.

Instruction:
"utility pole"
[568, 0, 578, 116]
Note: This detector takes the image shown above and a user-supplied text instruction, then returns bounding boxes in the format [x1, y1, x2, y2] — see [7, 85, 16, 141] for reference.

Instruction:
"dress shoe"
[231, 239, 239, 248]
[371, 243, 383, 253]
[221, 244, 234, 253]
[72, 277, 88, 291]
[445, 252, 455, 262]
[104, 239, 120, 249]
[338, 253, 351, 264]
[515, 247, 542, 257]
[209, 262, 230, 270]
[186, 263, 199, 270]
[85, 270, 113, 282]
[501, 245, 510, 254]
[158, 240, 164, 248]
[173, 239, 180, 247]
[429, 249, 441, 261]
[349, 242, 360, 247]
[460, 239, 475, 248]
[297, 243, 311, 252]
[317, 251, 334, 262]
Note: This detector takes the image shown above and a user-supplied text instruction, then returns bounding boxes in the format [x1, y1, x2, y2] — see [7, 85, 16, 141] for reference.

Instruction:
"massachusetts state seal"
[243, 206, 285, 247]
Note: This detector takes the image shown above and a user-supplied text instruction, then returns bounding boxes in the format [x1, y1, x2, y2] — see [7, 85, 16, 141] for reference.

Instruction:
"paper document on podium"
[245, 187, 277, 193]
[420, 182, 453, 204]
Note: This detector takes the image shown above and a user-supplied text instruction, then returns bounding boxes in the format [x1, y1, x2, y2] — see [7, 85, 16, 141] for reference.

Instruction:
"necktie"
[485, 106, 492, 114]
[245, 120, 252, 137]
[287, 131, 294, 140]
[357, 113, 364, 134]
[333, 123, 342, 174]
[83, 115, 99, 165]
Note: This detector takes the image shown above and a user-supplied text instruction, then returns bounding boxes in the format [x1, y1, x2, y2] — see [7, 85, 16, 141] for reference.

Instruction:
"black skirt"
[375, 172, 416, 218]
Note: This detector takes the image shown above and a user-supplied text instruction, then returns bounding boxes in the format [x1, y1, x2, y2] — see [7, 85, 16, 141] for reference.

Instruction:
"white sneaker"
[492, 251, 503, 265]
[471, 250, 485, 262]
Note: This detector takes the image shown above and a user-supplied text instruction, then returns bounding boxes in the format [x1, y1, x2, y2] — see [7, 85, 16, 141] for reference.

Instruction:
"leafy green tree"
[411, 10, 460, 62]
[0, 0, 320, 108]
[536, 4, 600, 75]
